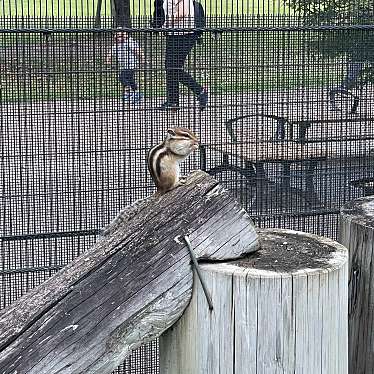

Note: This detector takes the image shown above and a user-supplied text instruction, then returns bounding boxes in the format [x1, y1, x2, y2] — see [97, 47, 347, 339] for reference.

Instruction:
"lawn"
[0, 1, 335, 103]
[0, 0, 293, 17]
[0, 30, 342, 103]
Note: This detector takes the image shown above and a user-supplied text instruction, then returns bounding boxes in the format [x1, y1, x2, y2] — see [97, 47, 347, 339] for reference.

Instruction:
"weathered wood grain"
[160, 228, 348, 374]
[0, 171, 259, 374]
[339, 196, 374, 374]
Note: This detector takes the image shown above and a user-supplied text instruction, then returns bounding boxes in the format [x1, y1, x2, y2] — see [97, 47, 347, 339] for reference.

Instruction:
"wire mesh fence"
[1, 0, 374, 373]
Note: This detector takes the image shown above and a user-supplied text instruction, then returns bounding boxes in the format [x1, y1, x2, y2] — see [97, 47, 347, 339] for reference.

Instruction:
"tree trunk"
[94, 0, 103, 27]
[160, 228, 348, 374]
[111, 0, 131, 27]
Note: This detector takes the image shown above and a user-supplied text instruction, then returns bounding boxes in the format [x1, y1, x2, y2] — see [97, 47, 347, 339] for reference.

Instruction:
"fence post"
[160, 228, 348, 374]
[339, 196, 374, 374]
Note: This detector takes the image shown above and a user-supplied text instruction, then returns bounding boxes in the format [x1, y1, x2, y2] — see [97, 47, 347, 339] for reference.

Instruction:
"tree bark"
[160, 228, 348, 374]
[339, 196, 374, 374]
[94, 0, 103, 27]
[0, 171, 258, 374]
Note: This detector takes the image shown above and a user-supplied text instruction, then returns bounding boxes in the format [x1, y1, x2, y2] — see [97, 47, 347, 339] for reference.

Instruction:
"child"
[106, 31, 145, 103]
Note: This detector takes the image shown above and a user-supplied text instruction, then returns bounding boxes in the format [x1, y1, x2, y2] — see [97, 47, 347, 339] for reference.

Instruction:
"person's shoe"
[132, 92, 144, 104]
[198, 89, 208, 111]
[123, 92, 132, 101]
[158, 101, 179, 111]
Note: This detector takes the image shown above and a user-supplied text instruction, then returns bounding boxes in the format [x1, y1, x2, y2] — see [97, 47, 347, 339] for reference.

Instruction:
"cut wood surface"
[339, 196, 374, 374]
[160, 228, 349, 374]
[0, 171, 259, 374]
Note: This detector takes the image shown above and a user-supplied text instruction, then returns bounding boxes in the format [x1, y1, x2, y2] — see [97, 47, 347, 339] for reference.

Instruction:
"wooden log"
[160, 228, 348, 374]
[0, 171, 259, 374]
[339, 196, 374, 374]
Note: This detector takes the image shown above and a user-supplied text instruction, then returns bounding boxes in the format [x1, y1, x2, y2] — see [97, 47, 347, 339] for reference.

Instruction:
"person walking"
[106, 30, 145, 103]
[158, 0, 208, 111]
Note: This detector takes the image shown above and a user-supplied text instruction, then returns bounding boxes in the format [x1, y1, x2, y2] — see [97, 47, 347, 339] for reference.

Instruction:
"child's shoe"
[132, 92, 144, 104]
[123, 92, 132, 101]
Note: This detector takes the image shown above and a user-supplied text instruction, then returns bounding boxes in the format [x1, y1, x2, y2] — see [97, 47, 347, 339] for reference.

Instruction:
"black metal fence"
[1, 0, 374, 373]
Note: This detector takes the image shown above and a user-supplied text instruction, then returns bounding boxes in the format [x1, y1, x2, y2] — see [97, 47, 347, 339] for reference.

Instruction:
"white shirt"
[112, 37, 139, 69]
[163, 0, 195, 33]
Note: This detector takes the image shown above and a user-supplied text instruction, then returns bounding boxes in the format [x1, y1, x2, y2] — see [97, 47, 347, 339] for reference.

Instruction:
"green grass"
[0, 0, 111, 18]
[0, 31, 341, 103]
[130, 0, 293, 17]
[0, 0, 293, 17]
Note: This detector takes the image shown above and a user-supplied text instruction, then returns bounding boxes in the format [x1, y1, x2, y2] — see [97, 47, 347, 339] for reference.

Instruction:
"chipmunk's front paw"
[174, 178, 187, 190]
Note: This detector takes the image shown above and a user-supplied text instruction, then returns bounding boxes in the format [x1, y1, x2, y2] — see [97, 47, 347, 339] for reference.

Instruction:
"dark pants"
[165, 33, 203, 104]
[119, 69, 138, 91]
[340, 61, 364, 90]
[329, 61, 364, 112]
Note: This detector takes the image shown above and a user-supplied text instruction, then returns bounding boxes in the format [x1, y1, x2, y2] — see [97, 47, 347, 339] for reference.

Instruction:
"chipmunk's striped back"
[148, 142, 167, 186]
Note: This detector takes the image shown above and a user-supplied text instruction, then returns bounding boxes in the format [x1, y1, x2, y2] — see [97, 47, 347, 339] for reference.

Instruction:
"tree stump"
[339, 196, 374, 374]
[160, 229, 348, 374]
[0, 171, 258, 374]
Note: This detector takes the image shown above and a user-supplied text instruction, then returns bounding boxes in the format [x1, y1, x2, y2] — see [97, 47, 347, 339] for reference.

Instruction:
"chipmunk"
[148, 127, 199, 194]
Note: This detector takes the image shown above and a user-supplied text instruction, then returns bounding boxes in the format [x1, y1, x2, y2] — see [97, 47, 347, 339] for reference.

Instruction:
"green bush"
[285, 0, 374, 63]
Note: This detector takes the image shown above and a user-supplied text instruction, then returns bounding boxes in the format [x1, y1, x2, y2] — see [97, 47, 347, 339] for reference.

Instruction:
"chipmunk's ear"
[167, 129, 176, 136]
